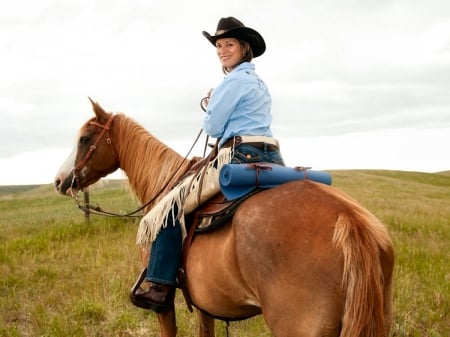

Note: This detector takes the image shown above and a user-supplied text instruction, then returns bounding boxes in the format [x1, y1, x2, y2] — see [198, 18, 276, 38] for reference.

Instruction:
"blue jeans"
[146, 144, 284, 285]
[146, 206, 182, 286]
[230, 144, 285, 165]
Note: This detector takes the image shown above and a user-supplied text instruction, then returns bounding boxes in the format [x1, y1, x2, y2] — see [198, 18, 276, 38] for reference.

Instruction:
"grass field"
[1, 170, 449, 336]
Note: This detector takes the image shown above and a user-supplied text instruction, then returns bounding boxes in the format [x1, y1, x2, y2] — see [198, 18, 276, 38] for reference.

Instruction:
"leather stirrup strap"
[177, 211, 201, 313]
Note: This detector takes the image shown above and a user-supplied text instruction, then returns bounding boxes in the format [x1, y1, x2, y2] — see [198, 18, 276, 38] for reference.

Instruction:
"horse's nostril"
[55, 178, 61, 189]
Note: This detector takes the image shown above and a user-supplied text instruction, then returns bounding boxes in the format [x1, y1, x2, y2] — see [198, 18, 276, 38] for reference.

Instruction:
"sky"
[1, 0, 449, 185]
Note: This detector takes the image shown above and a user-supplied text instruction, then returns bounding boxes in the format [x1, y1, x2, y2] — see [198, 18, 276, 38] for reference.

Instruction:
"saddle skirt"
[187, 191, 254, 233]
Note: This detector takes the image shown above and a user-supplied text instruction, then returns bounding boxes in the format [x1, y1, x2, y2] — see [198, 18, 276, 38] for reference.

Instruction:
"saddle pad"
[219, 163, 332, 200]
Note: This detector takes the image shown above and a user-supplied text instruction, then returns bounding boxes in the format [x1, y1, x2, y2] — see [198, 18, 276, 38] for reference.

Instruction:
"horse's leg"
[382, 245, 394, 336]
[261, 296, 342, 337]
[157, 308, 178, 337]
[139, 247, 178, 337]
[139, 247, 149, 266]
[197, 310, 215, 337]
[383, 284, 394, 336]
[138, 247, 177, 336]
[254, 274, 342, 337]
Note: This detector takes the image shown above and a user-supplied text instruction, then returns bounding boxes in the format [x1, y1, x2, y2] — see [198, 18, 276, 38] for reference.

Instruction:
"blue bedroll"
[219, 163, 332, 200]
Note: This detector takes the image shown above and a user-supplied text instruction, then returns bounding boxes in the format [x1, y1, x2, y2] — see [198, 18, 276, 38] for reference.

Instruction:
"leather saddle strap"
[177, 211, 201, 313]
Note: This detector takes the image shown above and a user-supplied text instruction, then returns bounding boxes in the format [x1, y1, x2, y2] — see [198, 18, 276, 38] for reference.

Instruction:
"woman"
[130, 17, 284, 314]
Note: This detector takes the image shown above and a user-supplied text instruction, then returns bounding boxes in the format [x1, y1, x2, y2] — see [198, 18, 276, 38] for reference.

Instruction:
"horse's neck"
[113, 115, 190, 207]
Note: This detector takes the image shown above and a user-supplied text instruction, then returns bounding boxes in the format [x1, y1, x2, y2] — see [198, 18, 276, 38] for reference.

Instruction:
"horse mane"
[112, 113, 192, 209]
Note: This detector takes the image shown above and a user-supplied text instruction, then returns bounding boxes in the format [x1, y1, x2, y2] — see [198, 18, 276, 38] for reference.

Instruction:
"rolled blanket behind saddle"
[219, 163, 332, 200]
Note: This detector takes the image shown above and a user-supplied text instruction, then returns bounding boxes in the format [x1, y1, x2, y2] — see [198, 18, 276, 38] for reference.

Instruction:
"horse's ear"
[88, 97, 108, 120]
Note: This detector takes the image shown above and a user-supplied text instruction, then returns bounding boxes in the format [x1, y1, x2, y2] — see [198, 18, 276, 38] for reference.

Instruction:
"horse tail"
[333, 206, 394, 337]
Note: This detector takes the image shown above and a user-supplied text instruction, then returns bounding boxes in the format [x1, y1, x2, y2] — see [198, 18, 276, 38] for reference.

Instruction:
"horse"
[55, 99, 394, 337]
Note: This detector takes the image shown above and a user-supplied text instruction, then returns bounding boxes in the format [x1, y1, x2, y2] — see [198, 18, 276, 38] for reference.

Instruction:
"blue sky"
[1, 0, 449, 185]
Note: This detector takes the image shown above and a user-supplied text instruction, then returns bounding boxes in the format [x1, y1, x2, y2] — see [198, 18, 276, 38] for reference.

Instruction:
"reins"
[71, 114, 206, 218]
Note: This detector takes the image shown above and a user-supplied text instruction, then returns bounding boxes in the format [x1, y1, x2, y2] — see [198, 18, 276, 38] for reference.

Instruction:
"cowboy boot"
[129, 269, 175, 313]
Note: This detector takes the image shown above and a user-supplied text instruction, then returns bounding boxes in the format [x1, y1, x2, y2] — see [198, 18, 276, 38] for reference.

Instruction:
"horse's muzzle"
[54, 172, 78, 196]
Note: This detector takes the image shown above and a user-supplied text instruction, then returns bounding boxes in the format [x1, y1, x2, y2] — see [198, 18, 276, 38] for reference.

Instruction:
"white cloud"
[2, 126, 448, 186]
[1, 0, 450, 184]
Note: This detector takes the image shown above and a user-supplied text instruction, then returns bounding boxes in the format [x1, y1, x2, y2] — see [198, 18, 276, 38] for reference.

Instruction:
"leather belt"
[221, 136, 279, 152]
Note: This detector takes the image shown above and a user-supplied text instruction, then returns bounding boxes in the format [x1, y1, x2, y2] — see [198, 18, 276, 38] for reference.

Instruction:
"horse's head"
[55, 98, 120, 196]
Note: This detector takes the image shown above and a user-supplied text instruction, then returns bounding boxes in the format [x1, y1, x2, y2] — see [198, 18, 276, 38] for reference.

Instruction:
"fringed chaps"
[136, 147, 232, 249]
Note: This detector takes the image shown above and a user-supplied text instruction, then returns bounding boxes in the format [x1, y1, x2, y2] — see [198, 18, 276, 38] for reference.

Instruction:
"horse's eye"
[80, 136, 90, 144]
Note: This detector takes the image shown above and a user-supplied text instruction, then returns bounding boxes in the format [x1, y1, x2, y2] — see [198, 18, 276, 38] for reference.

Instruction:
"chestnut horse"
[55, 99, 394, 337]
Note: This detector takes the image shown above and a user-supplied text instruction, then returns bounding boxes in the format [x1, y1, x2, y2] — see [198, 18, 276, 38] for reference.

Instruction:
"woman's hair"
[222, 39, 254, 74]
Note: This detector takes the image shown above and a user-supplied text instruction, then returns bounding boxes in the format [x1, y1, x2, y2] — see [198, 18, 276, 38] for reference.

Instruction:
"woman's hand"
[200, 88, 213, 111]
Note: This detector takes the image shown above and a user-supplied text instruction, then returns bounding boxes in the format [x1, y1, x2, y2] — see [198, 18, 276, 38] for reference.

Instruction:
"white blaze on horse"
[55, 99, 394, 337]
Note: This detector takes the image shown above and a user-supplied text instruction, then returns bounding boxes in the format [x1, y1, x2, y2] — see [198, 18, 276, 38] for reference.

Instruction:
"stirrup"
[130, 267, 147, 294]
[129, 268, 175, 313]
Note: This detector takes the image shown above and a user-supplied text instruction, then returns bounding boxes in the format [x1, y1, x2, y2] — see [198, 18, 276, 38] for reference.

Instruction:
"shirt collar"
[231, 62, 255, 73]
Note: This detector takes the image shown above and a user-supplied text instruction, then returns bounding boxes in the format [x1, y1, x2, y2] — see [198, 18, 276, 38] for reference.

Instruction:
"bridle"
[69, 112, 205, 218]
[72, 113, 116, 182]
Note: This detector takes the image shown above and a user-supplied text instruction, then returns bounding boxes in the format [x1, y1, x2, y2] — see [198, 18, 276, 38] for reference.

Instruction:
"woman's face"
[215, 38, 246, 71]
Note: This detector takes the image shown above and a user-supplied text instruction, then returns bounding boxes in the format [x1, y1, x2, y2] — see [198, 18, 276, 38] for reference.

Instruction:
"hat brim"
[202, 27, 266, 58]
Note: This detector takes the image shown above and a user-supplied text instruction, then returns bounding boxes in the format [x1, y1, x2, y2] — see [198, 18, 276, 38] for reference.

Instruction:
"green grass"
[330, 170, 449, 337]
[1, 171, 449, 336]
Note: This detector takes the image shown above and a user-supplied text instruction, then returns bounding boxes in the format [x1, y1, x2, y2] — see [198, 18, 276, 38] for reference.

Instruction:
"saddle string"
[73, 128, 207, 218]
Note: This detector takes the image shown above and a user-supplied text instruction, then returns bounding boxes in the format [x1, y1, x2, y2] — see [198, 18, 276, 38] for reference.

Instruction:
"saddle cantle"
[192, 193, 244, 232]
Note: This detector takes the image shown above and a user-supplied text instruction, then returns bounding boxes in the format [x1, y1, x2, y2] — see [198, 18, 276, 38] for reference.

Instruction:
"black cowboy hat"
[202, 17, 266, 58]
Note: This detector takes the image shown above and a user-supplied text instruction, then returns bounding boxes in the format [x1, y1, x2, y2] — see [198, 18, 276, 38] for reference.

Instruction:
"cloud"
[1, 0, 450, 184]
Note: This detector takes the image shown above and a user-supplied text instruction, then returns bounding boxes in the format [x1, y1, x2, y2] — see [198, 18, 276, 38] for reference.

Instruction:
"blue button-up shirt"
[202, 62, 273, 147]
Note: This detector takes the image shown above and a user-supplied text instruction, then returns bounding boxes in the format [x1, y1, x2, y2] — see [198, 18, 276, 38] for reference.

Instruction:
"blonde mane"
[112, 113, 192, 210]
